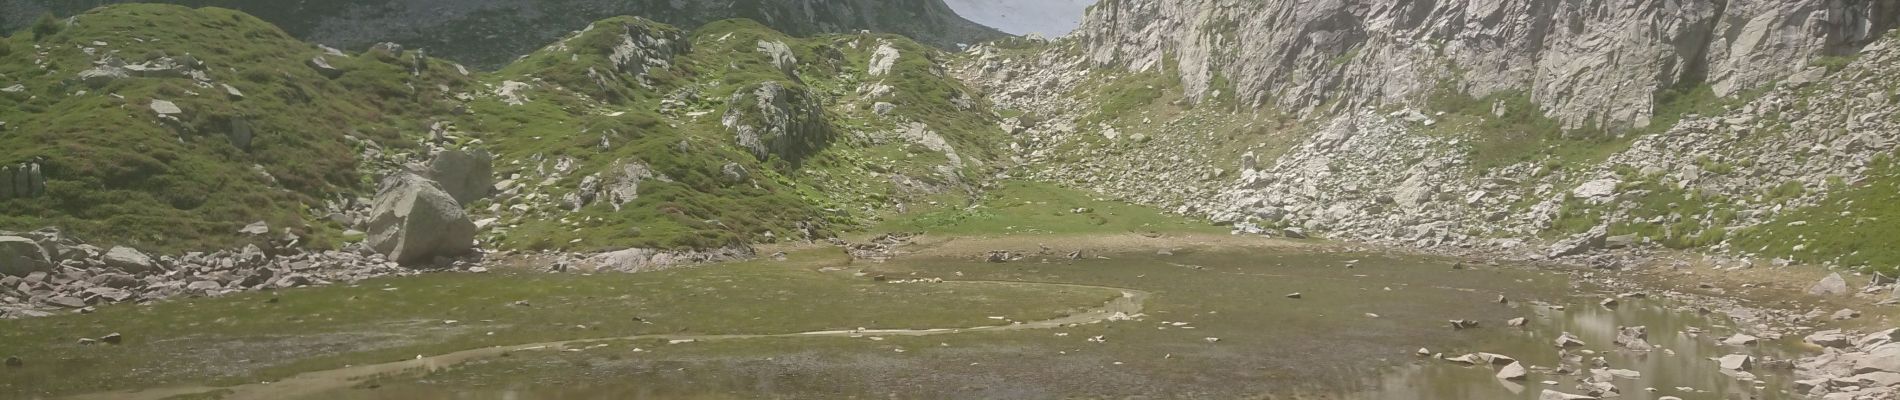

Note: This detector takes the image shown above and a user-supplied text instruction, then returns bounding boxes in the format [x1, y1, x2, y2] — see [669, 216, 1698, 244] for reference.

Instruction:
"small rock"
[46, 296, 86, 308]
[1599, 298, 1619, 307]
[1808, 272, 1850, 296]
[1450, 319, 1479, 329]
[1507, 317, 1528, 327]
[1718, 354, 1752, 370]
[99, 333, 122, 345]
[1722, 334, 1758, 346]
[149, 99, 182, 116]
[1498, 361, 1529, 380]
[1805, 329, 1851, 348]
[1556, 332, 1586, 348]
[3, 356, 19, 367]
[1285, 293, 1302, 299]
[1832, 308, 1860, 320]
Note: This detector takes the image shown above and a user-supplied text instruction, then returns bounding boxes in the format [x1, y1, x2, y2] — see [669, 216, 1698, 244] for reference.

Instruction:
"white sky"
[943, 0, 1096, 38]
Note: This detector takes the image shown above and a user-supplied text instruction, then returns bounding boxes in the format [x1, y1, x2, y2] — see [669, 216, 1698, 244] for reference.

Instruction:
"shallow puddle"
[57, 247, 1811, 400]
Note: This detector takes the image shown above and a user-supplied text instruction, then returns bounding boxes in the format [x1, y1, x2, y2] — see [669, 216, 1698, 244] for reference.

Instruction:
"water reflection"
[1359, 295, 1799, 400]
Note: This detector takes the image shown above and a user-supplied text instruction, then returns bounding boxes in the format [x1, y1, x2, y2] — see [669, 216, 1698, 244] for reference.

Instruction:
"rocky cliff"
[1078, 0, 1897, 130]
[959, 0, 1900, 276]
[0, 0, 1005, 69]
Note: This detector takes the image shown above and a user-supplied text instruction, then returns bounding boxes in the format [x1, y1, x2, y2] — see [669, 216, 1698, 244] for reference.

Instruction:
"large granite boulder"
[366, 173, 476, 265]
[426, 148, 494, 206]
[0, 236, 51, 277]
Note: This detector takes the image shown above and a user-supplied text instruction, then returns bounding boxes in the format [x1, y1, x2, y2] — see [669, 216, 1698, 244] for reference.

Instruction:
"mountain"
[0, 4, 999, 253]
[958, 0, 1900, 273]
[0, 0, 1007, 69]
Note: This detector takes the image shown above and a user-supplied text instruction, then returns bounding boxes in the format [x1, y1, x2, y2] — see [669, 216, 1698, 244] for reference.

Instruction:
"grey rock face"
[366, 173, 476, 265]
[1078, 0, 1898, 130]
[757, 40, 798, 78]
[722, 81, 834, 165]
[427, 148, 494, 206]
[0, 236, 51, 277]
[598, 19, 690, 91]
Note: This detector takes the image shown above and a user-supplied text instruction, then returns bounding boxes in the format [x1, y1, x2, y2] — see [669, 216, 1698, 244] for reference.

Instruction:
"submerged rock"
[1498, 361, 1529, 381]
[1556, 332, 1586, 348]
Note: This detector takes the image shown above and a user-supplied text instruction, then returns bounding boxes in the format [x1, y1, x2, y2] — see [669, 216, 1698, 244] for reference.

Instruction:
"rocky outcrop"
[723, 81, 834, 165]
[427, 148, 494, 206]
[0, 236, 51, 277]
[595, 18, 689, 91]
[757, 40, 799, 78]
[1077, 0, 1898, 130]
[3, 0, 1005, 69]
[963, 26, 1900, 267]
[1798, 328, 1900, 399]
[365, 173, 477, 265]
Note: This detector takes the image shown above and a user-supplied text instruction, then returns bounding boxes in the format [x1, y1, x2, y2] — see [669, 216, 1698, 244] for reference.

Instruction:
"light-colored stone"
[366, 173, 477, 265]
[102, 246, 157, 273]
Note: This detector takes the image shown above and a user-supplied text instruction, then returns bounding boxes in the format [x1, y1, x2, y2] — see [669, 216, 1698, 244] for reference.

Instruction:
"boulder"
[868, 41, 900, 77]
[1497, 361, 1529, 380]
[307, 56, 343, 78]
[102, 246, 157, 273]
[366, 173, 476, 265]
[1857, 343, 1900, 374]
[149, 100, 182, 116]
[1556, 332, 1587, 348]
[1806, 329, 1852, 348]
[1615, 326, 1651, 351]
[1547, 225, 1608, 259]
[1809, 272, 1850, 296]
[0, 236, 52, 277]
[426, 148, 494, 206]
[756, 40, 798, 77]
[1719, 354, 1753, 370]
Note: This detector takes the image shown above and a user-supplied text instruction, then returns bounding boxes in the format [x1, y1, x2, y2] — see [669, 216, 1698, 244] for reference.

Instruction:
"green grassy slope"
[463, 17, 1004, 251]
[0, 5, 1007, 254]
[0, 4, 473, 252]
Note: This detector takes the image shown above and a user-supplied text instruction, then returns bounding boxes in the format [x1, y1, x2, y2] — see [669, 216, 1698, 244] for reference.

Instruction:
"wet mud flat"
[230, 246, 1824, 400]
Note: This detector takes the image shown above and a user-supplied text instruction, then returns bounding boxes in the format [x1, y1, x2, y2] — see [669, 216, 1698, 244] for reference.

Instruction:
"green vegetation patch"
[1732, 156, 1900, 274]
[872, 180, 1223, 236]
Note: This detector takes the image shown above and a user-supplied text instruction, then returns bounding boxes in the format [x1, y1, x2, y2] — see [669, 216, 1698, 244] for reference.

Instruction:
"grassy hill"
[0, 4, 474, 251]
[0, 4, 1006, 254]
